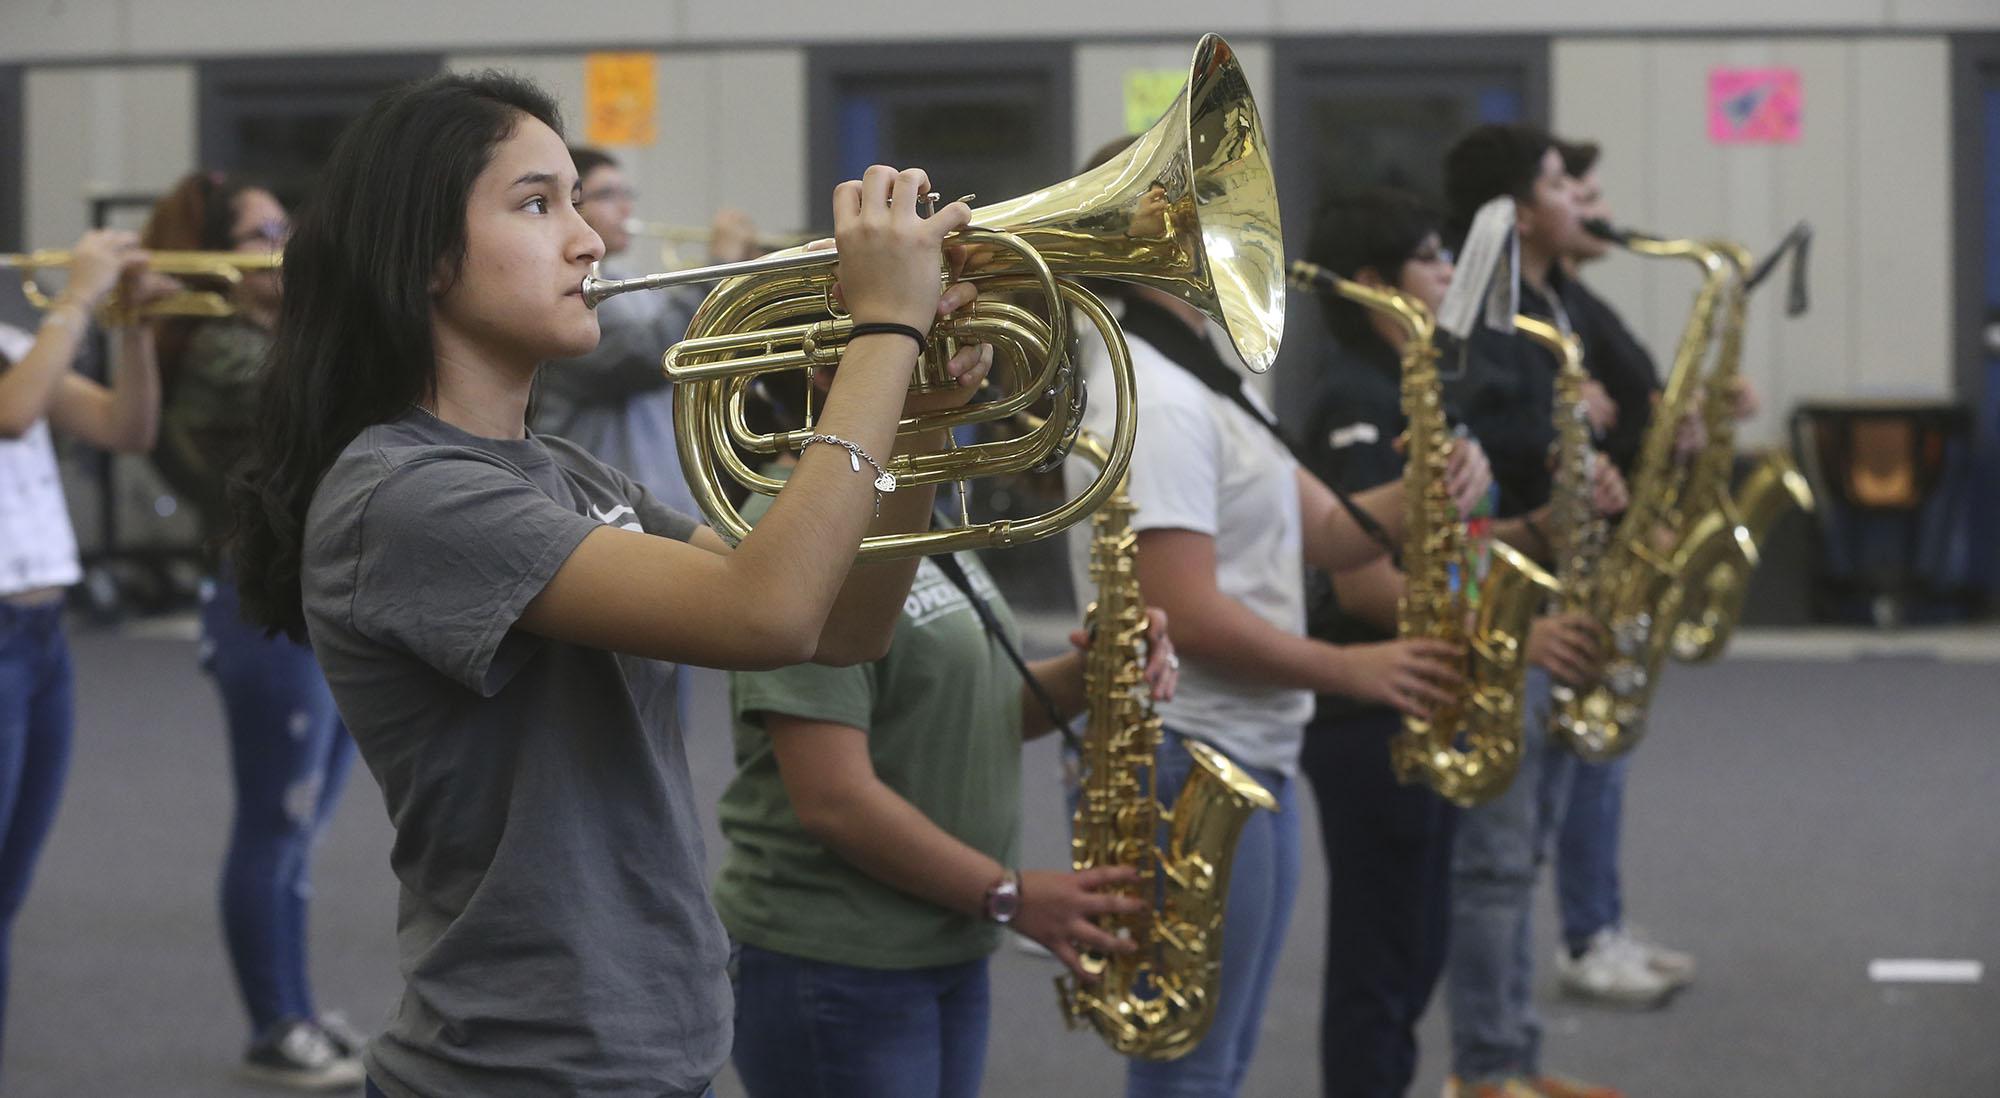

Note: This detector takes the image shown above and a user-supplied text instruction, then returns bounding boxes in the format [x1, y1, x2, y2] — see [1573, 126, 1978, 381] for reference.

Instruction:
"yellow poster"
[585, 52, 657, 146]
[1122, 69, 1184, 134]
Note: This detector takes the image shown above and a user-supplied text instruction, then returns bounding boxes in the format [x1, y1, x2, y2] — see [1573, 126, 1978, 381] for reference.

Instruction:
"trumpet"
[0, 248, 282, 320]
[622, 219, 815, 269]
[584, 33, 1285, 561]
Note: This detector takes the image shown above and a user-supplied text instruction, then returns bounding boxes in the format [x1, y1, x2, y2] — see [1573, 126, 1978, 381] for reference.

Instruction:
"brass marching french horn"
[582, 33, 1285, 560]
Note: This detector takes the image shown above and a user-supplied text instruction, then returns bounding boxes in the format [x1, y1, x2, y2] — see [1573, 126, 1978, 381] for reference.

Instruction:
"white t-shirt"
[0, 323, 83, 597]
[1064, 305, 1312, 775]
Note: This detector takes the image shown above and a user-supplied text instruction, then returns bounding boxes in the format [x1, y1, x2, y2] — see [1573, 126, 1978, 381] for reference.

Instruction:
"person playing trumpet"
[0, 228, 169, 1073]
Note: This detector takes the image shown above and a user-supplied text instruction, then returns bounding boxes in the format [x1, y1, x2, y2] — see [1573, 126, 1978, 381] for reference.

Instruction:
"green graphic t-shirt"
[715, 510, 1025, 968]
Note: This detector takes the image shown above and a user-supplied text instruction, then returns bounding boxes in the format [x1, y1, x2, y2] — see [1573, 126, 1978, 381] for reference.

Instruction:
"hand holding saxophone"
[1528, 612, 1606, 689]
[1335, 638, 1465, 719]
[1069, 605, 1179, 702]
[1444, 436, 1494, 518]
[1591, 457, 1630, 516]
[1015, 866, 1145, 981]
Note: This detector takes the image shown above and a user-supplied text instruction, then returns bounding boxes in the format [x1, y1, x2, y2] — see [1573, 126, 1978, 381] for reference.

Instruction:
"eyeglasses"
[581, 186, 639, 206]
[232, 219, 289, 248]
[1411, 245, 1455, 266]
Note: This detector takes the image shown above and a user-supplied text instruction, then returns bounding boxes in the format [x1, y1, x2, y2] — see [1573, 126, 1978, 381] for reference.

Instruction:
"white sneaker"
[1619, 924, 1696, 988]
[1555, 928, 1673, 1008]
[239, 1020, 366, 1091]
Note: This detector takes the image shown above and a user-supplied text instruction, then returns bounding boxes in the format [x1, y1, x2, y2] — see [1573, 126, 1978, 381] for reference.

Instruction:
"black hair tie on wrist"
[847, 321, 929, 352]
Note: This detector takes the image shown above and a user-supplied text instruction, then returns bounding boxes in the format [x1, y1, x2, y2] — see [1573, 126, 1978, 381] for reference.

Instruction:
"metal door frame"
[199, 53, 443, 188]
[1268, 36, 1549, 425]
[804, 40, 1073, 228]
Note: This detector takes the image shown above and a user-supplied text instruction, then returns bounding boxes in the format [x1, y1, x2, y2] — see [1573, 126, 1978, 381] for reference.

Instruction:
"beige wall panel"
[1552, 40, 1654, 353]
[6, 0, 1993, 63]
[1755, 40, 1853, 437]
[682, 1, 1236, 42]
[1634, 41, 1736, 433]
[0, 3, 125, 63]
[1714, 39, 1786, 444]
[1887, 0, 2000, 28]
[1551, 38, 1895, 446]
[131, 0, 691, 58]
[1275, 0, 1881, 34]
[1072, 39, 1275, 172]
[642, 50, 808, 237]
[1849, 37, 1951, 399]
[448, 50, 807, 253]
[24, 66, 196, 251]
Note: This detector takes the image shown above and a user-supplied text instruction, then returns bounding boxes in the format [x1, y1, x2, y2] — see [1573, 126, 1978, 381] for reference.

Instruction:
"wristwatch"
[982, 869, 1021, 925]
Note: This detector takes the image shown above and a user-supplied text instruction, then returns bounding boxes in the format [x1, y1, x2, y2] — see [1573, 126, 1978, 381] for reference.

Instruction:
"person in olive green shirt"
[143, 172, 364, 1086]
[719, 469, 1179, 1098]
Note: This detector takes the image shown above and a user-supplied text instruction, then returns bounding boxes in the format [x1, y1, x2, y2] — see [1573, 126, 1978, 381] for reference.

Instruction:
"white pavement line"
[1727, 628, 2000, 663]
[1868, 959, 1984, 984]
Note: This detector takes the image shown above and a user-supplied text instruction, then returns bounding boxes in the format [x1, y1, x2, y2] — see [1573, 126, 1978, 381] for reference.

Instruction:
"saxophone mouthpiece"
[1287, 259, 1332, 290]
[1583, 218, 1636, 246]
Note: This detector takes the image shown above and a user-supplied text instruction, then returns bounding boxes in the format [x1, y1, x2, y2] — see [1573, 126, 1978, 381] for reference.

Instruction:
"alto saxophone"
[1525, 315, 1620, 750]
[1667, 239, 1815, 664]
[1291, 262, 1557, 806]
[1552, 223, 1730, 759]
[1055, 427, 1277, 1061]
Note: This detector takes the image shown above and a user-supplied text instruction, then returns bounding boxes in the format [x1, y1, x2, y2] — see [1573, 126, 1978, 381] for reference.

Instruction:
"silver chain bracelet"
[801, 433, 898, 515]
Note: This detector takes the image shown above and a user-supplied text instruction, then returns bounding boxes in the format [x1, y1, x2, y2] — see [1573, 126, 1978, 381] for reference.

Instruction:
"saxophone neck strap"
[928, 545, 1082, 754]
[1117, 296, 1401, 562]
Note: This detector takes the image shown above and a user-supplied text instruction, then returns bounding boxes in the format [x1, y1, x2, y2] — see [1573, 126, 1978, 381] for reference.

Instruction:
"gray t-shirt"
[302, 410, 727, 1097]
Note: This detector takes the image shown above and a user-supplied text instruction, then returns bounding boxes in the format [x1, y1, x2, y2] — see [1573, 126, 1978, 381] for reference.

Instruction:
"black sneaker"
[240, 1020, 366, 1091]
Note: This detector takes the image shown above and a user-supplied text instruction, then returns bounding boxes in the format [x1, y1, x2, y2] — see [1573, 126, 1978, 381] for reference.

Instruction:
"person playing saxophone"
[1293, 188, 1626, 1098]
[1436, 123, 1644, 1098]
[1057, 133, 1494, 1098]
[716, 388, 1182, 1098]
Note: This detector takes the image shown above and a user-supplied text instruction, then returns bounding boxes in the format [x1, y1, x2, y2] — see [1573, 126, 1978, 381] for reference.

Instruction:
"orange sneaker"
[1533, 1075, 1626, 1098]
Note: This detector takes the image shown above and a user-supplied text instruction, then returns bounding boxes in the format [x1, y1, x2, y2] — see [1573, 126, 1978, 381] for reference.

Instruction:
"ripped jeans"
[200, 572, 356, 1038]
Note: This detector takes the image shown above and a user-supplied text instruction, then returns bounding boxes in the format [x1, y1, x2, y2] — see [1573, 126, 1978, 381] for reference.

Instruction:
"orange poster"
[586, 52, 657, 146]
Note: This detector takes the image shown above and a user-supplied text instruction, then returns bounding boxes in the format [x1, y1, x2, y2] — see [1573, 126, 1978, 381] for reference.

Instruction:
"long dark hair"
[141, 170, 263, 385]
[230, 70, 562, 638]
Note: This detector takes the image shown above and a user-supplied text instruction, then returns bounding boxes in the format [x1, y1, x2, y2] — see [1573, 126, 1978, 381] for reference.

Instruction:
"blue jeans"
[0, 600, 74, 1066]
[1446, 670, 1576, 1083]
[1555, 754, 1628, 953]
[1125, 729, 1300, 1098]
[732, 944, 991, 1098]
[200, 574, 355, 1037]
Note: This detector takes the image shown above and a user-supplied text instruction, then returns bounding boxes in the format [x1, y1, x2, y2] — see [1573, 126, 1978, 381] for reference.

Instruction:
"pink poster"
[1709, 67, 1802, 144]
